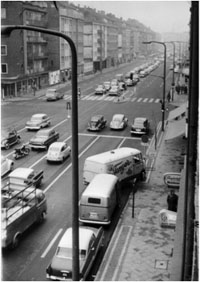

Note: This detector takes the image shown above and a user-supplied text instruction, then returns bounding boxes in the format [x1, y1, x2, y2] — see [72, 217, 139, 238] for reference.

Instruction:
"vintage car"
[1, 129, 21, 150]
[110, 114, 128, 130]
[108, 85, 121, 96]
[87, 115, 107, 131]
[29, 128, 59, 150]
[46, 141, 71, 163]
[1, 156, 14, 177]
[130, 117, 150, 135]
[118, 82, 127, 91]
[46, 226, 104, 281]
[25, 113, 51, 131]
[103, 81, 111, 91]
[95, 85, 106, 95]
[46, 88, 64, 101]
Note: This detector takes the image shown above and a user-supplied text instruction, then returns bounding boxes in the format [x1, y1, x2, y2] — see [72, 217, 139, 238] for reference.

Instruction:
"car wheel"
[17, 137, 21, 144]
[12, 233, 21, 249]
[38, 211, 46, 223]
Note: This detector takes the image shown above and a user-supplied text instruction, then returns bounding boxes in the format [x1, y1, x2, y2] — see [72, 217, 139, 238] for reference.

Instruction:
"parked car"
[108, 85, 121, 96]
[130, 117, 150, 135]
[95, 85, 106, 95]
[1, 129, 21, 150]
[46, 141, 71, 163]
[25, 113, 51, 131]
[1, 156, 14, 177]
[46, 226, 104, 281]
[110, 114, 128, 130]
[103, 81, 111, 91]
[87, 115, 107, 131]
[46, 88, 64, 101]
[29, 128, 59, 150]
[110, 79, 118, 87]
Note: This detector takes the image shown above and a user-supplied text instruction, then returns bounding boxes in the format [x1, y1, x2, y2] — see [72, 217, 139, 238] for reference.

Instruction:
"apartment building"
[47, 2, 84, 82]
[1, 1, 48, 98]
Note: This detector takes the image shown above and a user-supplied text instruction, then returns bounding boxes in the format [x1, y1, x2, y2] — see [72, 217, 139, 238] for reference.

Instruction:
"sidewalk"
[95, 95, 188, 281]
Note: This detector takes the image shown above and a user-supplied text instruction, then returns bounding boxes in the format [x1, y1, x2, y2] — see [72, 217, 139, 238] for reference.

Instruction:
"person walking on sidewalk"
[167, 190, 178, 212]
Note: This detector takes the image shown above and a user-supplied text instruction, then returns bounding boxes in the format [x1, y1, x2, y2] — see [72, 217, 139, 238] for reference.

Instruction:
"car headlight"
[1, 140, 6, 145]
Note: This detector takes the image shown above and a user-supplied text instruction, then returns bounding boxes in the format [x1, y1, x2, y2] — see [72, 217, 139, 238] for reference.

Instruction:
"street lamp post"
[1, 25, 80, 281]
[165, 41, 176, 101]
[143, 41, 167, 131]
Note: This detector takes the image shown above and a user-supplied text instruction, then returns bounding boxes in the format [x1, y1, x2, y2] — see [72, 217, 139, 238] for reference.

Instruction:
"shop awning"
[165, 118, 186, 141]
[168, 103, 187, 121]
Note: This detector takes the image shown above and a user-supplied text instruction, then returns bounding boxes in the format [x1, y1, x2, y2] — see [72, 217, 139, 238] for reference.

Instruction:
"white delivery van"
[83, 147, 146, 185]
[79, 174, 119, 225]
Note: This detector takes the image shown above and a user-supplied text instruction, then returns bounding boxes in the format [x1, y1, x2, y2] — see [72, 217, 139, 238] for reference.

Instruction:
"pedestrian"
[175, 85, 180, 95]
[167, 91, 171, 102]
[167, 190, 178, 212]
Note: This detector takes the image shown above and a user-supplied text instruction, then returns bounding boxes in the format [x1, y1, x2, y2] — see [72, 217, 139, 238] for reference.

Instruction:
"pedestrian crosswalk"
[39, 94, 161, 104]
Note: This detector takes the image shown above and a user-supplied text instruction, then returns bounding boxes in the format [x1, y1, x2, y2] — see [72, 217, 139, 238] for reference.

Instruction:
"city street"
[2, 61, 175, 280]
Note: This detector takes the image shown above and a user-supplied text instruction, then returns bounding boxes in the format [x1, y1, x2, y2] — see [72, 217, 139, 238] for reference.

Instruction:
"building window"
[1, 8, 6, 19]
[2, 64, 8, 74]
[1, 45, 7, 56]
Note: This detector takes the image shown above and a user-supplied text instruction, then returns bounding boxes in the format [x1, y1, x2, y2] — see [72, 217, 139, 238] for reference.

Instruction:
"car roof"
[59, 227, 95, 250]
[31, 113, 47, 118]
[9, 167, 34, 179]
[37, 128, 53, 133]
[49, 142, 66, 149]
[91, 115, 103, 120]
[112, 114, 124, 119]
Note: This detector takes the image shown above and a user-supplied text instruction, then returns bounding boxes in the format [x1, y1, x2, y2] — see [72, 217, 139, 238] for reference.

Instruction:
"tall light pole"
[165, 41, 176, 101]
[1, 25, 80, 280]
[143, 41, 166, 131]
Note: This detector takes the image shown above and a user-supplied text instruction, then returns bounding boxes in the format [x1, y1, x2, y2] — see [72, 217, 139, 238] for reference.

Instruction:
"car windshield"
[91, 117, 99, 122]
[56, 247, 86, 260]
[36, 131, 49, 137]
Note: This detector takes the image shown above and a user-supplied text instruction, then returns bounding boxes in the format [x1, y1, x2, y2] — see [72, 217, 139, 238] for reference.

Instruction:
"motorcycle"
[13, 144, 31, 160]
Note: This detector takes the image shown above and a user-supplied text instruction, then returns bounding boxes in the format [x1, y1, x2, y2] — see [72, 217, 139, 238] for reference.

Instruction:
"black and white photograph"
[1, 1, 198, 281]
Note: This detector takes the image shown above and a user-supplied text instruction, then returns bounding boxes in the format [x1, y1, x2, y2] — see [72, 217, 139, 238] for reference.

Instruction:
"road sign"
[141, 134, 148, 143]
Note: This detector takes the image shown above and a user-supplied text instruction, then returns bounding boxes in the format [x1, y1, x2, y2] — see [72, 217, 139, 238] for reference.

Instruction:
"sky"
[72, 1, 191, 34]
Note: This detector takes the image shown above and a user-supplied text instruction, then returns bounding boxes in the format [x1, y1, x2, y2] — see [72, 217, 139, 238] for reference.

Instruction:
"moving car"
[1, 129, 21, 150]
[95, 85, 106, 95]
[118, 82, 127, 91]
[130, 117, 150, 135]
[29, 128, 59, 150]
[46, 88, 64, 101]
[125, 78, 134, 86]
[46, 226, 104, 281]
[87, 115, 107, 131]
[1, 156, 14, 177]
[103, 81, 111, 91]
[25, 113, 51, 131]
[110, 114, 128, 130]
[46, 141, 71, 163]
[108, 85, 121, 96]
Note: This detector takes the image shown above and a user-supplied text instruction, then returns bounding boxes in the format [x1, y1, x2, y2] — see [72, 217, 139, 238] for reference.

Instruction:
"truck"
[2, 185, 47, 248]
[2, 167, 43, 192]
[83, 147, 146, 186]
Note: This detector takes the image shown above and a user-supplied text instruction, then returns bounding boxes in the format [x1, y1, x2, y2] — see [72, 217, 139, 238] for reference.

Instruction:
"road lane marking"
[155, 98, 160, 103]
[41, 228, 63, 258]
[148, 98, 154, 103]
[143, 98, 148, 102]
[117, 138, 126, 148]
[79, 132, 143, 140]
[44, 136, 100, 193]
